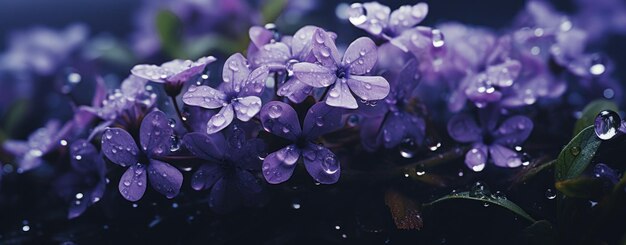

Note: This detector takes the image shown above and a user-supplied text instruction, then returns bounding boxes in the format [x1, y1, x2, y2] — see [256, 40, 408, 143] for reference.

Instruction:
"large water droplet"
[589, 56, 606, 76]
[321, 154, 339, 174]
[398, 138, 416, 158]
[469, 181, 491, 198]
[545, 188, 556, 200]
[594, 110, 621, 140]
[431, 29, 444, 48]
[348, 3, 368, 26]
[268, 105, 283, 119]
[170, 135, 181, 152]
[212, 114, 226, 127]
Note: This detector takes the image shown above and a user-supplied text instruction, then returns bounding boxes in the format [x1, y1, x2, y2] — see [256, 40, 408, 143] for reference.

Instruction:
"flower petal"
[489, 144, 522, 168]
[222, 53, 251, 94]
[493, 115, 533, 146]
[206, 104, 235, 134]
[291, 25, 319, 58]
[302, 144, 340, 184]
[465, 144, 488, 171]
[325, 79, 358, 109]
[249, 26, 273, 49]
[118, 163, 147, 202]
[343, 37, 378, 75]
[259, 101, 301, 141]
[250, 42, 291, 69]
[303, 102, 344, 139]
[277, 77, 314, 103]
[208, 177, 241, 213]
[166, 56, 216, 82]
[235, 169, 266, 206]
[347, 75, 390, 101]
[379, 113, 407, 148]
[485, 60, 521, 87]
[182, 132, 226, 160]
[389, 3, 428, 34]
[191, 163, 224, 191]
[447, 114, 482, 143]
[101, 128, 139, 167]
[293, 62, 336, 88]
[70, 140, 103, 173]
[311, 29, 341, 67]
[182, 85, 228, 109]
[139, 110, 173, 157]
[262, 145, 301, 184]
[241, 65, 270, 97]
[147, 159, 183, 199]
[232, 96, 262, 122]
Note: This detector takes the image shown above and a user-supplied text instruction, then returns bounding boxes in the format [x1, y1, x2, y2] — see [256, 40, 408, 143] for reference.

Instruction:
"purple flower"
[359, 59, 425, 150]
[292, 29, 390, 109]
[182, 53, 269, 134]
[347, 2, 429, 38]
[447, 108, 533, 171]
[54, 140, 106, 219]
[101, 110, 183, 201]
[131, 56, 216, 95]
[183, 129, 266, 213]
[85, 75, 155, 121]
[593, 163, 619, 185]
[260, 101, 343, 184]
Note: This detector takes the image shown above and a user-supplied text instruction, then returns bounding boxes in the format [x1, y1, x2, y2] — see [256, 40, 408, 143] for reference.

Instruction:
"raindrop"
[398, 138, 416, 158]
[268, 105, 283, 118]
[469, 181, 491, 198]
[75, 193, 84, 199]
[22, 225, 30, 232]
[594, 110, 621, 140]
[211, 114, 226, 127]
[570, 146, 580, 156]
[589, 56, 606, 76]
[168, 118, 176, 128]
[170, 135, 181, 152]
[291, 202, 301, 210]
[545, 188, 556, 200]
[321, 155, 339, 174]
[348, 3, 368, 26]
[431, 29, 444, 48]
[347, 114, 360, 127]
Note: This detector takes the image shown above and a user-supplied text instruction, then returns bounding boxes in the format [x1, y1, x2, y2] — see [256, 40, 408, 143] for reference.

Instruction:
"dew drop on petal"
[594, 110, 621, 140]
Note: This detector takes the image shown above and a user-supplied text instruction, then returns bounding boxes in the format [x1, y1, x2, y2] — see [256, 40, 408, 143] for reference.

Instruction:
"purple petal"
[241, 65, 270, 97]
[493, 115, 533, 146]
[293, 62, 336, 88]
[348, 2, 390, 36]
[166, 56, 216, 83]
[277, 77, 313, 103]
[3, 140, 29, 156]
[343, 37, 378, 75]
[303, 102, 344, 139]
[208, 177, 240, 213]
[206, 104, 235, 134]
[291, 25, 319, 58]
[380, 114, 407, 148]
[465, 144, 488, 172]
[235, 169, 266, 206]
[69, 140, 103, 173]
[489, 144, 522, 168]
[326, 80, 358, 109]
[182, 85, 228, 109]
[464, 74, 503, 103]
[262, 145, 301, 184]
[183, 132, 226, 160]
[447, 114, 482, 143]
[359, 115, 385, 151]
[222, 53, 251, 94]
[389, 3, 428, 34]
[311, 29, 341, 67]
[191, 164, 224, 191]
[147, 159, 183, 199]
[249, 26, 273, 48]
[232, 96, 262, 122]
[101, 128, 139, 167]
[250, 42, 291, 69]
[139, 110, 173, 157]
[302, 144, 340, 184]
[118, 163, 147, 202]
[259, 101, 302, 141]
[485, 60, 521, 87]
[347, 75, 390, 101]
[68, 194, 89, 219]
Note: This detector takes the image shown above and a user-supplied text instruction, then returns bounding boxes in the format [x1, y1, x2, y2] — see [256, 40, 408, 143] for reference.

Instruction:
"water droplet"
[211, 114, 226, 127]
[589, 56, 606, 76]
[268, 105, 283, 118]
[75, 193, 84, 199]
[347, 114, 360, 127]
[399, 138, 416, 158]
[170, 135, 181, 152]
[22, 225, 30, 232]
[291, 202, 301, 209]
[431, 29, 444, 48]
[123, 180, 131, 186]
[74, 155, 82, 161]
[594, 110, 621, 140]
[329, 88, 340, 98]
[545, 188, 556, 200]
[315, 117, 325, 127]
[348, 3, 368, 26]
[469, 181, 491, 198]
[322, 155, 339, 174]
[168, 118, 176, 128]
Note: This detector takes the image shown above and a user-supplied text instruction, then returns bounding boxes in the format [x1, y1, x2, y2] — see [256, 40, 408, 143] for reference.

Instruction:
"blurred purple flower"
[347, 2, 429, 39]
[101, 110, 182, 201]
[182, 53, 269, 134]
[260, 101, 343, 184]
[575, 0, 626, 42]
[293, 29, 389, 109]
[183, 128, 267, 213]
[131, 56, 216, 95]
[55, 140, 106, 219]
[447, 108, 533, 171]
[594, 163, 620, 185]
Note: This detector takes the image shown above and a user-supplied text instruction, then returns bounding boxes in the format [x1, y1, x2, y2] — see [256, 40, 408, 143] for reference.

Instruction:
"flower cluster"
[0, 0, 623, 220]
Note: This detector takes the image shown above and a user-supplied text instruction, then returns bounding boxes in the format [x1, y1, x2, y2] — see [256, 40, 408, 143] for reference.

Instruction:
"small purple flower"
[447, 108, 533, 171]
[101, 110, 183, 201]
[183, 130, 266, 213]
[260, 101, 343, 184]
[131, 56, 216, 95]
[347, 2, 429, 38]
[593, 163, 619, 185]
[87, 75, 155, 121]
[54, 140, 106, 219]
[293, 29, 390, 109]
[182, 53, 269, 134]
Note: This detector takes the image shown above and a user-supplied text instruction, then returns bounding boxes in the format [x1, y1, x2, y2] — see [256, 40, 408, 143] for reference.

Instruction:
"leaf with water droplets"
[425, 191, 536, 222]
[573, 99, 618, 136]
[555, 126, 601, 182]
[555, 176, 605, 199]
[384, 189, 423, 230]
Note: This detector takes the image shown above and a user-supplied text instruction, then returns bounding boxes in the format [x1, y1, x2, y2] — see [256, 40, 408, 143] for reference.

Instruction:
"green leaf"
[555, 126, 601, 182]
[261, 0, 287, 24]
[424, 191, 536, 222]
[573, 99, 618, 136]
[156, 10, 185, 58]
[555, 176, 605, 199]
